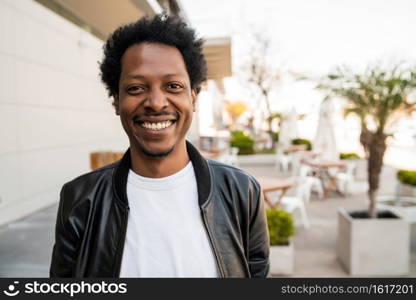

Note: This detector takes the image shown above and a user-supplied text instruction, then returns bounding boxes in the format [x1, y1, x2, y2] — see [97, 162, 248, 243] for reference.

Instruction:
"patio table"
[200, 148, 227, 159]
[256, 176, 295, 209]
[284, 144, 307, 154]
[302, 160, 347, 200]
[297, 151, 320, 159]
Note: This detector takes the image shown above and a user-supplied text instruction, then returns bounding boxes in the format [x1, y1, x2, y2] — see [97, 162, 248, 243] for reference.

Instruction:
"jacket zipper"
[201, 208, 225, 278]
[115, 206, 129, 277]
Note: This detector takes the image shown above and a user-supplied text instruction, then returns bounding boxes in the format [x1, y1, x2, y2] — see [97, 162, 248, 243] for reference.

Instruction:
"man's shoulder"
[62, 161, 118, 197]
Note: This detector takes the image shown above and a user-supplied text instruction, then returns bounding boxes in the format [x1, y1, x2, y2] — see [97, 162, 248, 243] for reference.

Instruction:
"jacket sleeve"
[49, 183, 78, 277]
[248, 178, 270, 278]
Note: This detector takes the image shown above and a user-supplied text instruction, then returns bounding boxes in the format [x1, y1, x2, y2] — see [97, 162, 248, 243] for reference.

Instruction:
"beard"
[139, 145, 175, 158]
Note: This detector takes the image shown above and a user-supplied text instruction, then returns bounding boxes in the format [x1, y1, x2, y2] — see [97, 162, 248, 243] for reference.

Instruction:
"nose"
[144, 87, 168, 111]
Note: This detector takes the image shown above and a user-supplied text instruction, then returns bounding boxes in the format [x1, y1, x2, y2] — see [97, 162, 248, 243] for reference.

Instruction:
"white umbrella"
[287, 107, 299, 139]
[278, 107, 299, 150]
[314, 98, 338, 161]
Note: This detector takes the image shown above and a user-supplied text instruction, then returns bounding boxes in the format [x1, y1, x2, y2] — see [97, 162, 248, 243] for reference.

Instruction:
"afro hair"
[99, 14, 207, 109]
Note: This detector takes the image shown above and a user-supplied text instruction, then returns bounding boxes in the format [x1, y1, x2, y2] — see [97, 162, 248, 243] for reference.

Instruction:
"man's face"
[117, 42, 196, 158]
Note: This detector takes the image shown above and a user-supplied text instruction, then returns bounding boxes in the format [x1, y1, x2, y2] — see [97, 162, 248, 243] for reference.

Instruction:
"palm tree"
[319, 64, 416, 218]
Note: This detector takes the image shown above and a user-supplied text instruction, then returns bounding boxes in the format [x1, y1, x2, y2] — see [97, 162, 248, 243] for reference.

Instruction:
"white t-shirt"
[119, 161, 218, 278]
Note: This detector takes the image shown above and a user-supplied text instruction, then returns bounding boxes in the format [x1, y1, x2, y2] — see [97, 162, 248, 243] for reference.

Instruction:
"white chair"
[275, 149, 291, 172]
[266, 182, 310, 228]
[228, 147, 239, 167]
[298, 165, 324, 202]
[216, 147, 239, 167]
[290, 152, 303, 176]
[336, 162, 356, 195]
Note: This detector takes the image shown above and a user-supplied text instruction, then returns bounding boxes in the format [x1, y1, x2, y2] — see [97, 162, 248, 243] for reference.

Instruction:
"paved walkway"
[0, 204, 56, 277]
[0, 161, 414, 277]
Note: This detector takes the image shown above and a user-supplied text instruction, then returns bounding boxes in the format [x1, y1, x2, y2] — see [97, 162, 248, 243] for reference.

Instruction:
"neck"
[129, 140, 190, 178]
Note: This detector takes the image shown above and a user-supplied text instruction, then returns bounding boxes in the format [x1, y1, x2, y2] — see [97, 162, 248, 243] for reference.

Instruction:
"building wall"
[0, 0, 128, 226]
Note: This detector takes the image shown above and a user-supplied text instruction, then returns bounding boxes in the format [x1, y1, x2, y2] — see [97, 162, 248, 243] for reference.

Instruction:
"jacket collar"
[113, 140, 212, 208]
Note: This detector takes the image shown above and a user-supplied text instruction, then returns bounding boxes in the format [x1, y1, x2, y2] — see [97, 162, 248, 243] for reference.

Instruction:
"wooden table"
[200, 148, 228, 159]
[297, 151, 320, 159]
[302, 160, 347, 200]
[257, 176, 295, 209]
[284, 144, 307, 154]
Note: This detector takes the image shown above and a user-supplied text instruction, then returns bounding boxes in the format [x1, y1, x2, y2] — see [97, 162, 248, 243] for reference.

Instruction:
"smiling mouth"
[135, 120, 177, 131]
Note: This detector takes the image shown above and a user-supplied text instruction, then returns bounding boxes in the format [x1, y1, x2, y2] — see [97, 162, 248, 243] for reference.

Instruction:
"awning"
[36, 0, 232, 79]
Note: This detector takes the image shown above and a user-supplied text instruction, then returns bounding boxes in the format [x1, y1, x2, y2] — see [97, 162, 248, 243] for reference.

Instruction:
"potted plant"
[230, 130, 255, 155]
[291, 138, 312, 151]
[266, 208, 295, 275]
[339, 152, 360, 160]
[319, 63, 416, 275]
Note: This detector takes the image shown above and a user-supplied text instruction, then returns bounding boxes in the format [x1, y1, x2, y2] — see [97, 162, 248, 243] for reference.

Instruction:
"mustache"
[133, 111, 178, 120]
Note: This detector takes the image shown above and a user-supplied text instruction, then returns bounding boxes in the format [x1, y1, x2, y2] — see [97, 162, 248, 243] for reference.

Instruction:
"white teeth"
[140, 120, 173, 131]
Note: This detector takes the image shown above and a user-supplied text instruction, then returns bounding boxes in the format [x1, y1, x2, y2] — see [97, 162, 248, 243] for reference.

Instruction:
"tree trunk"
[367, 131, 387, 218]
[267, 118, 275, 150]
[359, 124, 371, 159]
[262, 92, 275, 150]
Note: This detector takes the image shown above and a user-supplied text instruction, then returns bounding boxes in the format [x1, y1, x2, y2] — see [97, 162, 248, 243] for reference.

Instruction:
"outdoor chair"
[266, 181, 310, 228]
[228, 147, 239, 167]
[275, 149, 291, 172]
[216, 147, 239, 167]
[298, 165, 324, 202]
[336, 161, 356, 195]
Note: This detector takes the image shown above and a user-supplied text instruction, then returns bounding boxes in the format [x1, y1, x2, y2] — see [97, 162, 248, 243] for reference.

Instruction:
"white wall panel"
[0, 0, 127, 226]
[0, 54, 17, 102]
[0, 154, 21, 207]
[15, 15, 48, 66]
[16, 60, 47, 106]
[0, 105, 19, 154]
[0, 2, 16, 55]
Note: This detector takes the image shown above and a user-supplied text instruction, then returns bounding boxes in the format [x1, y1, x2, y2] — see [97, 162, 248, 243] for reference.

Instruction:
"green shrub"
[230, 131, 255, 155]
[266, 209, 295, 246]
[340, 152, 360, 160]
[397, 170, 416, 187]
[272, 131, 279, 142]
[292, 138, 312, 150]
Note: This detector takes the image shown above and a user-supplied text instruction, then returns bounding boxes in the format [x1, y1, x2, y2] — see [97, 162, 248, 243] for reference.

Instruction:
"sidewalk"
[0, 204, 56, 277]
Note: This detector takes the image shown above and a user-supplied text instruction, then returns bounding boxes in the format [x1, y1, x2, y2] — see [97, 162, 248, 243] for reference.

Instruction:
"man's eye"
[127, 86, 144, 93]
[167, 83, 183, 90]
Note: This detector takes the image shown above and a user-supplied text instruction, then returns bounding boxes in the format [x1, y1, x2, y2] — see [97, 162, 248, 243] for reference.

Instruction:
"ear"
[113, 94, 120, 115]
[191, 89, 197, 112]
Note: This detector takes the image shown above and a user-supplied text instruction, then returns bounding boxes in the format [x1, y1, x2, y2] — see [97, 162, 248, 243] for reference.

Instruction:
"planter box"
[378, 196, 416, 224]
[269, 242, 294, 275]
[337, 208, 410, 276]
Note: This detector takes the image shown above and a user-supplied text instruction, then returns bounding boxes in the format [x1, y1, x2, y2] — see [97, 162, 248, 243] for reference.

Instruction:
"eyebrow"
[124, 73, 187, 80]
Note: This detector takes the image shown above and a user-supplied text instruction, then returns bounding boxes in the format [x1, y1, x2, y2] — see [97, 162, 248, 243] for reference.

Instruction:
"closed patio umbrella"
[314, 98, 338, 161]
[278, 107, 299, 150]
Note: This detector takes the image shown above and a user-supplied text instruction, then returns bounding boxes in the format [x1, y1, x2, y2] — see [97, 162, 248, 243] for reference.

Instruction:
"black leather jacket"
[50, 141, 270, 278]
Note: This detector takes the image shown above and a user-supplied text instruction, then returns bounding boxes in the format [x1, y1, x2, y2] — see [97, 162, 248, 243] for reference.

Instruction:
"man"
[50, 14, 269, 278]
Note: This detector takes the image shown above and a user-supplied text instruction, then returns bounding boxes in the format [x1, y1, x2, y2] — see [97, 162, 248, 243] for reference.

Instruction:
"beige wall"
[0, 0, 128, 226]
